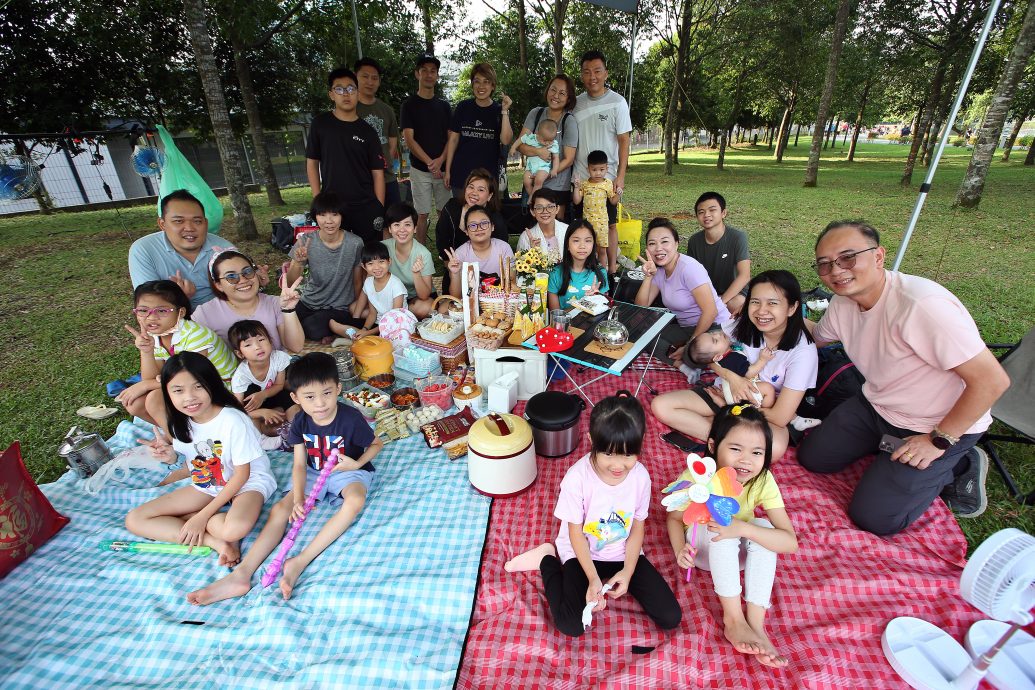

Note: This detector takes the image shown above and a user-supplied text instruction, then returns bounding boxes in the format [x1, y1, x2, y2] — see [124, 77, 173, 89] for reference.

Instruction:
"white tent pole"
[892, 0, 1002, 271]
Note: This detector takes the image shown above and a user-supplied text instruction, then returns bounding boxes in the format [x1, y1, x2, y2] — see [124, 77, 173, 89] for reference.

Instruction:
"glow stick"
[100, 540, 213, 556]
[261, 449, 339, 587]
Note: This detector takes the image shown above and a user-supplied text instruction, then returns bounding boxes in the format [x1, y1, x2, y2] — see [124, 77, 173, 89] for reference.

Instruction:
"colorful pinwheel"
[661, 453, 744, 581]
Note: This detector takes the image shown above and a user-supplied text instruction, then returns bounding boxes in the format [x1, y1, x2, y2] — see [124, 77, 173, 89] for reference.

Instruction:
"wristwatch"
[930, 427, 959, 450]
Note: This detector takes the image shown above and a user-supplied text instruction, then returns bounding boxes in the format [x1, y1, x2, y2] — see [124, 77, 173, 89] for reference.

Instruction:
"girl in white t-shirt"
[666, 404, 798, 668]
[228, 320, 295, 438]
[349, 241, 409, 339]
[126, 352, 277, 568]
[503, 391, 681, 637]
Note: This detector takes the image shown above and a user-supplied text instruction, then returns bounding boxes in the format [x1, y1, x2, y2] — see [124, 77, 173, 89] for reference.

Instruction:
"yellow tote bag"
[615, 203, 642, 260]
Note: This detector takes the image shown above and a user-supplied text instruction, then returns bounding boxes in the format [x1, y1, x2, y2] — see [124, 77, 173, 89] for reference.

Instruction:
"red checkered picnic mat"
[457, 365, 983, 689]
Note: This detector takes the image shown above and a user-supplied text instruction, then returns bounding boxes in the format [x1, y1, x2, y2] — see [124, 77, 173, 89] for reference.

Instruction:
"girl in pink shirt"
[504, 391, 681, 637]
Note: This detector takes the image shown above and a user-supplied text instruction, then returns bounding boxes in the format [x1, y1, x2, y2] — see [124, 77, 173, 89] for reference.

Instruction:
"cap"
[415, 53, 440, 69]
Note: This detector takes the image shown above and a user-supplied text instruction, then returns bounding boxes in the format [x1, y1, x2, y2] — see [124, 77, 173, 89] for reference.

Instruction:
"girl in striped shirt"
[118, 280, 237, 427]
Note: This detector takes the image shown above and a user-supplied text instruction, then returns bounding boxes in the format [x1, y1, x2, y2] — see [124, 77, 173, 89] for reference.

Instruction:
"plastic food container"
[367, 372, 396, 390]
[342, 383, 391, 419]
[416, 375, 455, 410]
[351, 336, 394, 380]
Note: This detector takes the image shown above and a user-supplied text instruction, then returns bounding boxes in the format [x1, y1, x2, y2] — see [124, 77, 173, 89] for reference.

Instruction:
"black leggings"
[295, 302, 365, 340]
[540, 554, 681, 637]
[242, 384, 294, 410]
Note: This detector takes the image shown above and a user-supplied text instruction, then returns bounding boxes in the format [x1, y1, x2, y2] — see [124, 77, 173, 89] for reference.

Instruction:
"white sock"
[791, 416, 821, 431]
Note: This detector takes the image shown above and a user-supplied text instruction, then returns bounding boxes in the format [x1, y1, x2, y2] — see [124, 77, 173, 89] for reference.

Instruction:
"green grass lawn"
[1, 139, 1031, 552]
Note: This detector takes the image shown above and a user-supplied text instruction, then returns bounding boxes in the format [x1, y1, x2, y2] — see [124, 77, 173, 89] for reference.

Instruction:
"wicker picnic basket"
[411, 332, 468, 373]
[478, 287, 519, 319]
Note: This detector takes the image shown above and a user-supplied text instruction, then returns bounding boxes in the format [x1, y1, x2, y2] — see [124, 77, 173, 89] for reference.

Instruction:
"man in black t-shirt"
[400, 54, 452, 245]
[306, 67, 386, 244]
[685, 191, 751, 317]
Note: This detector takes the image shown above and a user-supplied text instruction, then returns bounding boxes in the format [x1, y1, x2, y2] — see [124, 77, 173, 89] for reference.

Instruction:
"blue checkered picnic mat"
[0, 418, 490, 689]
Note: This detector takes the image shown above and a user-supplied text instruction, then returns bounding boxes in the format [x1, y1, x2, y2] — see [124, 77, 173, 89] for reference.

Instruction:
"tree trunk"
[663, 1, 692, 175]
[794, 125, 800, 146]
[804, 0, 853, 187]
[550, 0, 570, 75]
[774, 86, 797, 162]
[924, 64, 961, 167]
[1001, 112, 1026, 161]
[183, 0, 257, 238]
[420, 0, 434, 54]
[717, 128, 728, 169]
[231, 36, 284, 207]
[516, 0, 528, 73]
[956, 0, 1035, 208]
[902, 61, 946, 186]
[847, 78, 871, 162]
[1025, 135, 1035, 164]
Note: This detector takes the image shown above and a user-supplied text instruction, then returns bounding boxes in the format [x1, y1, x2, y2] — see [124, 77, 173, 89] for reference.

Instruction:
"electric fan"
[131, 145, 165, 178]
[0, 154, 42, 202]
[882, 528, 1035, 689]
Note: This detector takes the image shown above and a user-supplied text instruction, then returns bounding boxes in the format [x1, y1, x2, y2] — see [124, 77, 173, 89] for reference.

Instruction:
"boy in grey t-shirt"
[286, 192, 366, 341]
[685, 191, 751, 316]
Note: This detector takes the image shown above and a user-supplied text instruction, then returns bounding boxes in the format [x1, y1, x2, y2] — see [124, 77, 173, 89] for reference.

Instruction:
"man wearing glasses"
[306, 68, 386, 244]
[799, 221, 1009, 535]
[129, 189, 235, 308]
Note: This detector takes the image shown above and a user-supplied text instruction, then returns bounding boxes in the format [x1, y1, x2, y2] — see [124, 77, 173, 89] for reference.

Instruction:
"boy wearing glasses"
[306, 68, 386, 244]
[799, 221, 1009, 534]
[129, 189, 235, 309]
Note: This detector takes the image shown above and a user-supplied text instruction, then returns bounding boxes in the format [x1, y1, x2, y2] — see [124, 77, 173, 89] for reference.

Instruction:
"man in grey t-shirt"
[685, 191, 751, 316]
[572, 50, 632, 194]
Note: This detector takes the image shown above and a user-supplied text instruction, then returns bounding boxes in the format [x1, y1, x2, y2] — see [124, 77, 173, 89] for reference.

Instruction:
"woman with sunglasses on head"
[117, 280, 238, 426]
[435, 168, 510, 294]
[445, 205, 514, 298]
[194, 250, 305, 354]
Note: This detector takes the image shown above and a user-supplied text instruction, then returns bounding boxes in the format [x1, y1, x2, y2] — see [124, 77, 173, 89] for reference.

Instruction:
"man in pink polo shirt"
[798, 221, 1009, 535]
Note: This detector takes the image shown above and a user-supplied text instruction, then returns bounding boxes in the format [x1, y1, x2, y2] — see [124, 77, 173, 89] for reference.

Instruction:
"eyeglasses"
[217, 266, 258, 284]
[132, 306, 176, 318]
[813, 247, 878, 276]
[467, 220, 492, 232]
[331, 85, 358, 96]
[532, 204, 557, 213]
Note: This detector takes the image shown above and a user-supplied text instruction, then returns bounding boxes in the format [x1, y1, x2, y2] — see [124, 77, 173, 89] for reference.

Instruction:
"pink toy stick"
[261, 449, 340, 588]
[686, 523, 699, 583]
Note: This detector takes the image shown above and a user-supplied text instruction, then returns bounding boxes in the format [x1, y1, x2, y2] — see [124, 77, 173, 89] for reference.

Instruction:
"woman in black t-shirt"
[435, 168, 510, 294]
[443, 63, 513, 197]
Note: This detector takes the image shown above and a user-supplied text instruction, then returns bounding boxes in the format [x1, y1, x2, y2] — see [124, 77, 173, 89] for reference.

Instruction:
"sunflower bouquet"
[514, 246, 554, 285]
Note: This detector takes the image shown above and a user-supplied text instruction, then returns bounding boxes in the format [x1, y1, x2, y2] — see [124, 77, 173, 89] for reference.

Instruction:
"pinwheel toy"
[661, 453, 744, 581]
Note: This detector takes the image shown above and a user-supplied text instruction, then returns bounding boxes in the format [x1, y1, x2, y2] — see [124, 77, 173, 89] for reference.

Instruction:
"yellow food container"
[351, 336, 394, 380]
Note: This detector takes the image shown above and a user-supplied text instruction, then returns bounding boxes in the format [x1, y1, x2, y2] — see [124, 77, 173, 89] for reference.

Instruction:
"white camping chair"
[982, 325, 1035, 506]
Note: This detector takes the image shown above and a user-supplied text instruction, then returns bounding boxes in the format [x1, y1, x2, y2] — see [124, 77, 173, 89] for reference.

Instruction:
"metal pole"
[626, 7, 638, 106]
[892, 0, 1002, 271]
[351, 0, 363, 59]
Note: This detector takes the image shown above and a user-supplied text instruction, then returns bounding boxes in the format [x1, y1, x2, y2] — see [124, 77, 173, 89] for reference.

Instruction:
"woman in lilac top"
[635, 218, 730, 362]
[193, 250, 305, 353]
[445, 205, 515, 297]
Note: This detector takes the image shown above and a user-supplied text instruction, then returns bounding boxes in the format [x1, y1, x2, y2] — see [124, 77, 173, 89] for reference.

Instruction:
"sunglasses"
[466, 220, 492, 232]
[132, 306, 176, 318]
[813, 247, 877, 276]
[216, 266, 258, 284]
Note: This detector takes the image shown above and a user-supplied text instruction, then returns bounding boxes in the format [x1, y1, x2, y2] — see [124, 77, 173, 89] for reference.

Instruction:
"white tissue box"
[487, 372, 519, 414]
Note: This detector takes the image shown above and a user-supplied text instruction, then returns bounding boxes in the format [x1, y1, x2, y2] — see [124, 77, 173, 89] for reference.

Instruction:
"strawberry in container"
[415, 375, 455, 411]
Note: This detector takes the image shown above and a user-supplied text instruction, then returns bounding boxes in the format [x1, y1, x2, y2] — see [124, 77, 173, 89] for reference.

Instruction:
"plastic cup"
[550, 309, 569, 331]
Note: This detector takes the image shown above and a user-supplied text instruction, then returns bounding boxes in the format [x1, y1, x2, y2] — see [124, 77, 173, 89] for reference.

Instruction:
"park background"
[0, 0, 1032, 550]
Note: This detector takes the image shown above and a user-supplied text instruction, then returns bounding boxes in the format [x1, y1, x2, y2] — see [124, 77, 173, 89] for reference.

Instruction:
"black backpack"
[797, 344, 865, 419]
[271, 218, 295, 253]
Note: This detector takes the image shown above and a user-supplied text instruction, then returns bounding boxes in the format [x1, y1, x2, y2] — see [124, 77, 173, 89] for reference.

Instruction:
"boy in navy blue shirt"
[187, 352, 382, 604]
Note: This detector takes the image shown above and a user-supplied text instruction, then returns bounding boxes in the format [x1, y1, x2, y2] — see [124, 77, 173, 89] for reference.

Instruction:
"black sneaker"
[941, 447, 989, 518]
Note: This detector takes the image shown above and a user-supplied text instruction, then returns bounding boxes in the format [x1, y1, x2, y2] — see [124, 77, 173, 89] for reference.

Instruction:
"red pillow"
[0, 441, 70, 578]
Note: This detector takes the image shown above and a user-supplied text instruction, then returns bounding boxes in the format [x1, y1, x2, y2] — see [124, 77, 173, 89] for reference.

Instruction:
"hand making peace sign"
[444, 247, 461, 274]
[584, 276, 601, 296]
[124, 324, 153, 354]
[279, 271, 303, 310]
[293, 234, 313, 264]
[637, 254, 657, 278]
[138, 425, 177, 464]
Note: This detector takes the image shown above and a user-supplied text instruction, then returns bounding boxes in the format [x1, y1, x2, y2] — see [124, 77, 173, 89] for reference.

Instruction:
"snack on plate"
[374, 408, 413, 442]
[420, 406, 477, 448]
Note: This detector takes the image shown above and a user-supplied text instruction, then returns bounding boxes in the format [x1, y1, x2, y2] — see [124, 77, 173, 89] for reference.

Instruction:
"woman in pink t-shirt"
[445, 205, 515, 297]
[652, 270, 818, 462]
[502, 391, 681, 637]
[635, 218, 731, 364]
